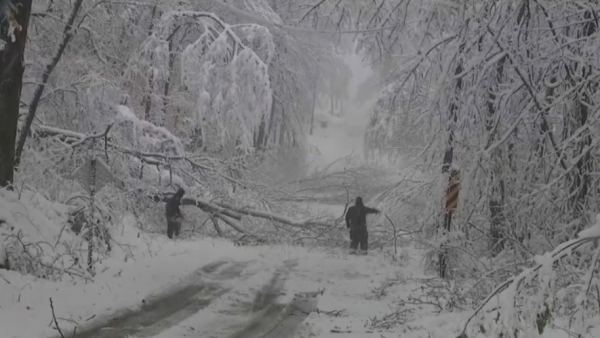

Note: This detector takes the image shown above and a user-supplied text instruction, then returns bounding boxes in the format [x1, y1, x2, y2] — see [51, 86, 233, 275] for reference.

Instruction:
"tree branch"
[49, 298, 66, 338]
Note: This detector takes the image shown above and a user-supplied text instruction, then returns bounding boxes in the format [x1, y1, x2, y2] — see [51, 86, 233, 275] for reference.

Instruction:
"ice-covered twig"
[49, 298, 66, 338]
[385, 214, 398, 255]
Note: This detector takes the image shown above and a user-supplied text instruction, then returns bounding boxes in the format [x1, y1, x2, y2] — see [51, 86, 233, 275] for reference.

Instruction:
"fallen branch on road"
[154, 193, 260, 238]
[316, 308, 345, 317]
[330, 329, 374, 334]
[49, 298, 68, 338]
[182, 198, 242, 221]
[214, 201, 333, 228]
[150, 194, 241, 221]
[217, 214, 259, 239]
[209, 215, 223, 236]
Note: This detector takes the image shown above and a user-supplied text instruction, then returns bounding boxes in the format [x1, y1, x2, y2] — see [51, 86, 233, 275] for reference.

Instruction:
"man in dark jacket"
[166, 187, 185, 239]
[345, 196, 380, 254]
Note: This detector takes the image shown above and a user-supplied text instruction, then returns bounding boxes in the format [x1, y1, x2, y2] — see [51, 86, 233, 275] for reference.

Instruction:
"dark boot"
[358, 229, 368, 254]
[167, 220, 175, 239]
[174, 220, 181, 237]
[350, 230, 359, 254]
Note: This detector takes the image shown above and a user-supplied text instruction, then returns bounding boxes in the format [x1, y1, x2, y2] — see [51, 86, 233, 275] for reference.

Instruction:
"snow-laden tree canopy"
[131, 10, 274, 153]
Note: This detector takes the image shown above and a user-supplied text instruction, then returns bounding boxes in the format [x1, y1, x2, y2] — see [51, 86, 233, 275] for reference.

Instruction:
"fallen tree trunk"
[216, 214, 258, 239]
[150, 194, 242, 221]
[209, 215, 223, 236]
[153, 194, 256, 238]
[214, 201, 333, 228]
[181, 197, 242, 220]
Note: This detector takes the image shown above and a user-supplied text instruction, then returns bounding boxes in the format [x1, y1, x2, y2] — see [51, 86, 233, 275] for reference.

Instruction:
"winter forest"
[1, 0, 600, 337]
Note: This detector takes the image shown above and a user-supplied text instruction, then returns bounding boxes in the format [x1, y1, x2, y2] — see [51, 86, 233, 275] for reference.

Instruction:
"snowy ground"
[0, 196, 460, 338]
[0, 187, 459, 338]
[0, 189, 595, 338]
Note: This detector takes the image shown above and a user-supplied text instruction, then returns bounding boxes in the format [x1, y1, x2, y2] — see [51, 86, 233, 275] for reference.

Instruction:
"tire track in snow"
[229, 259, 319, 338]
[250, 259, 298, 313]
[259, 292, 319, 338]
[71, 260, 252, 338]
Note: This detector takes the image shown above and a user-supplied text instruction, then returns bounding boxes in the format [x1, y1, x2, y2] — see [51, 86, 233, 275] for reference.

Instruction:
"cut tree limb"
[214, 201, 332, 228]
[154, 194, 256, 237]
[180, 197, 242, 220]
[215, 214, 258, 239]
[210, 215, 223, 236]
[152, 194, 242, 221]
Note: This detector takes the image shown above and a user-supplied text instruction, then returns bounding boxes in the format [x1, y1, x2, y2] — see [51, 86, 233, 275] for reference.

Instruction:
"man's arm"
[365, 206, 380, 215]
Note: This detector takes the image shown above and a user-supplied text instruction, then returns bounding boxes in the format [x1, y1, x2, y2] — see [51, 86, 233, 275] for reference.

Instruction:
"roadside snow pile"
[0, 211, 261, 338]
[0, 237, 253, 338]
[0, 189, 80, 279]
[0, 188, 256, 338]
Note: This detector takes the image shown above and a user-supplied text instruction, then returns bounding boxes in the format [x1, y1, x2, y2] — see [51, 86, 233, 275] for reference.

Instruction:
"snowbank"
[0, 189, 258, 338]
[0, 189, 80, 279]
[0, 228, 260, 337]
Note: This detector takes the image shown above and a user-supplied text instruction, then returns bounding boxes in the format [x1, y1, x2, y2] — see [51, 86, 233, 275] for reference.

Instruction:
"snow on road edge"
[0, 189, 263, 338]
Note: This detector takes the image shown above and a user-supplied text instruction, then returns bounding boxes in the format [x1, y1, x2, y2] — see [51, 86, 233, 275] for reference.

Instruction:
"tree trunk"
[265, 94, 278, 144]
[438, 46, 464, 279]
[162, 26, 180, 120]
[143, 4, 159, 122]
[309, 90, 316, 135]
[566, 10, 597, 238]
[0, 0, 33, 187]
[278, 119, 286, 145]
[487, 55, 508, 256]
[254, 115, 267, 151]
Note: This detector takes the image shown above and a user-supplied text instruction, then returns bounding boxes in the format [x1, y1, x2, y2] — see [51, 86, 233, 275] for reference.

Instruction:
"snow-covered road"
[74, 259, 317, 338]
[44, 242, 458, 338]
[306, 100, 372, 174]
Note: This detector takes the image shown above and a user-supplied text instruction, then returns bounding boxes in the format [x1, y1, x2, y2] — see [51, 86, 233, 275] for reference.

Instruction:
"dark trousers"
[167, 219, 181, 239]
[350, 228, 368, 251]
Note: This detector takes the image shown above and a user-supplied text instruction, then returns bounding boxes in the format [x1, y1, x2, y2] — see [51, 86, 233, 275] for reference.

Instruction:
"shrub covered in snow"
[0, 189, 90, 280]
[461, 217, 600, 338]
